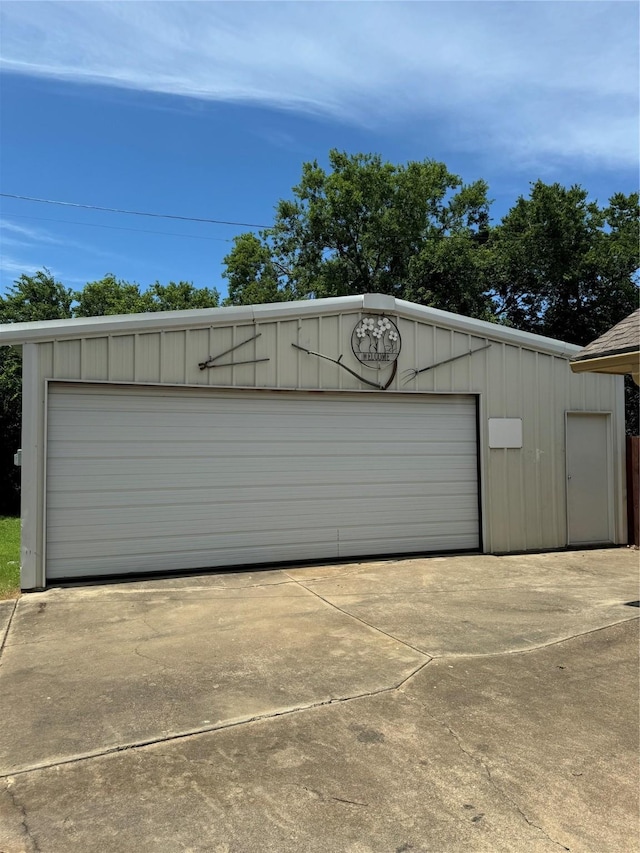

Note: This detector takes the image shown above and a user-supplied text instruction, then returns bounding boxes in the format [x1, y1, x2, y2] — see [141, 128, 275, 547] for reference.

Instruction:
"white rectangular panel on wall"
[45, 383, 480, 579]
[488, 418, 523, 448]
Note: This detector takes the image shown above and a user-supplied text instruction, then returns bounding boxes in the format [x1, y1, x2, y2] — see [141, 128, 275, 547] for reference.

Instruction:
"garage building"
[0, 294, 627, 590]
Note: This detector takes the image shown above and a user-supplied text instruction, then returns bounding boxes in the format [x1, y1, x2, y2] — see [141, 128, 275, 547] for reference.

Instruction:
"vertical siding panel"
[469, 337, 488, 392]
[410, 323, 433, 394]
[232, 324, 259, 387]
[134, 333, 161, 383]
[567, 360, 585, 411]
[414, 323, 436, 393]
[553, 356, 570, 546]
[395, 318, 416, 392]
[108, 336, 135, 382]
[536, 354, 556, 547]
[53, 340, 82, 380]
[520, 348, 540, 550]
[451, 332, 472, 391]
[160, 330, 186, 385]
[485, 343, 506, 550]
[410, 320, 418, 393]
[203, 326, 233, 387]
[504, 345, 524, 549]
[184, 328, 211, 385]
[299, 317, 320, 389]
[255, 321, 276, 388]
[276, 320, 300, 388]
[597, 372, 609, 412]
[81, 337, 108, 381]
[433, 328, 453, 391]
[38, 342, 54, 378]
[337, 314, 344, 390]
[591, 371, 611, 412]
[318, 314, 341, 390]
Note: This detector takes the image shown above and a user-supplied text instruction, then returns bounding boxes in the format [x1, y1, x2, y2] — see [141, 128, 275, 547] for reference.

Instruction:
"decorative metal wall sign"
[199, 332, 270, 370]
[351, 316, 401, 370]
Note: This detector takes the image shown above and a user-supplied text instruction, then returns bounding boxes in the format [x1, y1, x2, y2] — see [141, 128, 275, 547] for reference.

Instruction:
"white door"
[45, 383, 480, 579]
[566, 412, 612, 545]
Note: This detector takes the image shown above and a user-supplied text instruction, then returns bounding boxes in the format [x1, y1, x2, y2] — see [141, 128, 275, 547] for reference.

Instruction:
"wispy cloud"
[0, 1, 637, 170]
[0, 220, 65, 247]
[0, 254, 55, 278]
[0, 218, 127, 260]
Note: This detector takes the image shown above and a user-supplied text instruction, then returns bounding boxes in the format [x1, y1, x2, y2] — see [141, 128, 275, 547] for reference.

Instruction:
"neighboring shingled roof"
[571, 309, 640, 363]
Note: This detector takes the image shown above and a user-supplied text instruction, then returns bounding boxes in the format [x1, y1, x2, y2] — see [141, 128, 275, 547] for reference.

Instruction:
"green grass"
[0, 516, 20, 599]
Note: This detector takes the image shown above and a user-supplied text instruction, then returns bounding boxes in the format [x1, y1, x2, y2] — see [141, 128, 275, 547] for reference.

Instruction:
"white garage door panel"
[48, 480, 475, 512]
[46, 384, 479, 579]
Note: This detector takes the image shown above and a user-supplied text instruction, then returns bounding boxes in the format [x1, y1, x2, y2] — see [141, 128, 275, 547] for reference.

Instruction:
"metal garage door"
[45, 383, 480, 579]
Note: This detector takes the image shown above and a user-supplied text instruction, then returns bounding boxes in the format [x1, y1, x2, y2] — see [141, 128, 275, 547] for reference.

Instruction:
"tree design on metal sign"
[351, 315, 401, 370]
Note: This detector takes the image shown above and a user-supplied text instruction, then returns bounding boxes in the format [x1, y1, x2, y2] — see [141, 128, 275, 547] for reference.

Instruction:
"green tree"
[147, 280, 220, 311]
[0, 269, 73, 323]
[0, 270, 73, 514]
[223, 150, 494, 315]
[74, 274, 153, 317]
[489, 182, 639, 344]
[222, 233, 284, 306]
[74, 275, 220, 316]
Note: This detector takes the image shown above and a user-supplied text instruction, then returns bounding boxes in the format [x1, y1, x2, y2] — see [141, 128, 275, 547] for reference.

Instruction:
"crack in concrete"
[404, 695, 571, 852]
[131, 616, 169, 671]
[132, 646, 167, 671]
[0, 598, 18, 665]
[423, 615, 639, 661]
[284, 572, 434, 658]
[0, 657, 433, 779]
[4, 778, 41, 852]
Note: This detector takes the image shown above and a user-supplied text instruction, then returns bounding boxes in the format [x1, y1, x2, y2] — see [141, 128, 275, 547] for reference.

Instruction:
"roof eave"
[569, 350, 640, 376]
[0, 293, 581, 358]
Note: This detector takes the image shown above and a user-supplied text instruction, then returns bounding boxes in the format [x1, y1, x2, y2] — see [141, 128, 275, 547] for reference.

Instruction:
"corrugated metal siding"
[46, 385, 479, 578]
[25, 308, 625, 584]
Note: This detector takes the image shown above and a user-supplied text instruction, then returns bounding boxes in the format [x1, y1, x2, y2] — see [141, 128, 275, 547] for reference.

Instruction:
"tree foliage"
[489, 182, 639, 344]
[223, 150, 494, 317]
[74, 275, 219, 316]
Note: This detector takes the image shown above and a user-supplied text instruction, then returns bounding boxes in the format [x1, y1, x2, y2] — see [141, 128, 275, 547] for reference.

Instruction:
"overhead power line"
[0, 193, 270, 229]
[3, 212, 233, 242]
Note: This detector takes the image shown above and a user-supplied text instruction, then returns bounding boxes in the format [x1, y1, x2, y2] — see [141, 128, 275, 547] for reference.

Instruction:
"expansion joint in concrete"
[0, 598, 18, 664]
[283, 572, 434, 658]
[1, 657, 434, 779]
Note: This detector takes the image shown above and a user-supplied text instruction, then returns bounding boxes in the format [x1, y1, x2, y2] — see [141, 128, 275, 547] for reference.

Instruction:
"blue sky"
[1, 1, 638, 299]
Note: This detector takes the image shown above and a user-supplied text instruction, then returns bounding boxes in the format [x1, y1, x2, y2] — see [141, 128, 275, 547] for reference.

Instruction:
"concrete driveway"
[0, 548, 638, 853]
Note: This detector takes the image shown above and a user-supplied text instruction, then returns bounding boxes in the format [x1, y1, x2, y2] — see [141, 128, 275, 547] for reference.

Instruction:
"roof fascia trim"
[394, 299, 580, 357]
[570, 351, 640, 375]
[0, 296, 367, 345]
[0, 292, 580, 356]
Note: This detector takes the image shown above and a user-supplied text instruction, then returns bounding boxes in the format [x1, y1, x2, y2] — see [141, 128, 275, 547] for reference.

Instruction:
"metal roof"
[0, 293, 581, 358]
